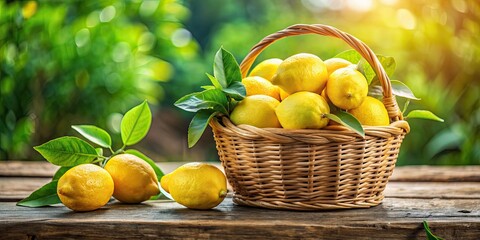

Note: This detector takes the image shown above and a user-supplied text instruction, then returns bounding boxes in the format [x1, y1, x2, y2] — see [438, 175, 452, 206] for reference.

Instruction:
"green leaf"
[201, 85, 216, 90]
[206, 73, 222, 89]
[95, 148, 103, 156]
[213, 47, 242, 88]
[326, 112, 365, 138]
[334, 49, 362, 64]
[174, 89, 228, 115]
[34, 136, 98, 167]
[406, 110, 444, 122]
[72, 125, 112, 148]
[52, 167, 72, 181]
[188, 110, 217, 148]
[17, 181, 61, 207]
[391, 80, 420, 100]
[358, 55, 396, 85]
[222, 81, 246, 101]
[121, 100, 152, 146]
[423, 221, 444, 240]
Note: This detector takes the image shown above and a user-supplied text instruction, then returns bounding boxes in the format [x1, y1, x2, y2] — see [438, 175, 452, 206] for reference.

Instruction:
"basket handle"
[239, 24, 403, 122]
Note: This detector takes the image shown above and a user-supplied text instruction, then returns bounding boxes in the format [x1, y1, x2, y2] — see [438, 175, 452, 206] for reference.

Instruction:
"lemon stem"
[219, 189, 228, 198]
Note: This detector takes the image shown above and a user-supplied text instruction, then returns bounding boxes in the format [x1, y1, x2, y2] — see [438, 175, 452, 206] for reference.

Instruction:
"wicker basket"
[210, 24, 410, 210]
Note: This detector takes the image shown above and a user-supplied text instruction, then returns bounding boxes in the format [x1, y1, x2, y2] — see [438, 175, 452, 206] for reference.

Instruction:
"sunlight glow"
[346, 0, 373, 12]
[397, 9, 416, 30]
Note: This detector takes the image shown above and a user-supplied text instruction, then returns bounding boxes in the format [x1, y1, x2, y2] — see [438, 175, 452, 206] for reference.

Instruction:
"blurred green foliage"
[1, 0, 479, 165]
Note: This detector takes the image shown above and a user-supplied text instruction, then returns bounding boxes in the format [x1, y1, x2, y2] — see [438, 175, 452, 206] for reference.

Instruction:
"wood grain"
[390, 165, 480, 182]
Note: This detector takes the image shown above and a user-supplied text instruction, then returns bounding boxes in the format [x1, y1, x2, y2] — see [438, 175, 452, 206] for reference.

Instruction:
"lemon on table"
[230, 95, 281, 128]
[161, 162, 227, 210]
[57, 164, 114, 212]
[248, 58, 283, 81]
[275, 91, 330, 129]
[104, 154, 160, 203]
[349, 96, 390, 126]
[326, 67, 368, 110]
[272, 53, 328, 94]
[242, 76, 280, 100]
[324, 58, 353, 76]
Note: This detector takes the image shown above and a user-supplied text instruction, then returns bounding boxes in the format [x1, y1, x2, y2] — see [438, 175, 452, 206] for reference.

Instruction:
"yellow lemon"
[324, 58, 353, 76]
[279, 88, 290, 101]
[57, 164, 114, 212]
[326, 67, 368, 110]
[161, 162, 227, 210]
[230, 95, 281, 128]
[275, 91, 330, 129]
[104, 154, 160, 203]
[272, 53, 328, 94]
[248, 58, 283, 81]
[242, 76, 280, 100]
[348, 96, 390, 126]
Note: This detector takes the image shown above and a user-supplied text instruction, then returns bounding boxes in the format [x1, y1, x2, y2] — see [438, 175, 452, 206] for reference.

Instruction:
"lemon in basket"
[275, 91, 330, 129]
[160, 162, 227, 210]
[230, 95, 281, 128]
[349, 96, 390, 126]
[272, 53, 328, 94]
[242, 76, 280, 100]
[324, 58, 354, 76]
[326, 67, 368, 110]
[248, 58, 283, 81]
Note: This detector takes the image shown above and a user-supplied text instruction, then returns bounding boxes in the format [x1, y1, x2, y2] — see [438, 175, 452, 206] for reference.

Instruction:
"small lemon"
[57, 164, 114, 212]
[349, 96, 390, 126]
[324, 58, 353, 76]
[161, 162, 227, 210]
[104, 154, 160, 203]
[248, 58, 283, 81]
[242, 76, 280, 100]
[230, 95, 281, 128]
[326, 67, 368, 110]
[275, 91, 330, 129]
[272, 53, 328, 94]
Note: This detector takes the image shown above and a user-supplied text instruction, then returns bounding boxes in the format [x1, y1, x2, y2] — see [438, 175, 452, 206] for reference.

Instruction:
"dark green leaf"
[121, 100, 152, 146]
[174, 89, 228, 115]
[222, 81, 246, 101]
[391, 80, 420, 100]
[72, 125, 112, 148]
[334, 49, 362, 64]
[206, 73, 222, 89]
[326, 112, 365, 138]
[213, 47, 242, 88]
[406, 110, 444, 122]
[17, 181, 61, 207]
[34, 136, 98, 167]
[188, 110, 217, 148]
[52, 167, 72, 181]
[358, 55, 396, 85]
[423, 221, 444, 240]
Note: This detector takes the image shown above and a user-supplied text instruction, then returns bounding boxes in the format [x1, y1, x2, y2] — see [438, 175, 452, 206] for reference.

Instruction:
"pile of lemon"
[231, 53, 390, 129]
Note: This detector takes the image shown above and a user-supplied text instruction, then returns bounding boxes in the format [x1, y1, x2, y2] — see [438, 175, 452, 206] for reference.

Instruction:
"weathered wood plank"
[0, 177, 51, 201]
[1, 198, 479, 240]
[390, 165, 480, 182]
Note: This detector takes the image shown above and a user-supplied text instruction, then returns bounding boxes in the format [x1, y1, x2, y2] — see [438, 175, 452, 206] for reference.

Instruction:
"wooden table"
[1, 162, 479, 239]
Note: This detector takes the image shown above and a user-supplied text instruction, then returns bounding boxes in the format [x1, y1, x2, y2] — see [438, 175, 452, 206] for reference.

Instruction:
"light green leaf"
[222, 81, 246, 101]
[121, 100, 152, 146]
[52, 166, 72, 181]
[201, 85, 216, 90]
[213, 47, 242, 88]
[174, 89, 228, 115]
[206, 73, 222, 89]
[17, 181, 61, 207]
[72, 125, 112, 148]
[188, 110, 217, 148]
[358, 55, 396, 85]
[334, 49, 362, 64]
[34, 136, 98, 167]
[406, 110, 444, 122]
[423, 221, 444, 240]
[326, 112, 365, 138]
[391, 80, 420, 100]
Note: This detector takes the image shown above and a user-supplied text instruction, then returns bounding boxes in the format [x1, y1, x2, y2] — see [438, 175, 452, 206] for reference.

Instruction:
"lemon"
[326, 67, 368, 110]
[161, 162, 227, 210]
[349, 96, 390, 126]
[104, 154, 160, 203]
[324, 58, 353, 76]
[275, 91, 330, 129]
[57, 164, 114, 212]
[272, 53, 328, 94]
[230, 95, 281, 128]
[248, 58, 283, 81]
[242, 76, 280, 100]
[279, 88, 290, 101]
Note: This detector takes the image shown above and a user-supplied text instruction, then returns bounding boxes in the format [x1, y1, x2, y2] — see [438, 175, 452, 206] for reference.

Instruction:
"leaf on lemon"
[188, 110, 217, 148]
[17, 181, 61, 207]
[358, 55, 396, 85]
[214, 47, 242, 87]
[34, 137, 98, 167]
[334, 49, 362, 64]
[121, 100, 152, 146]
[174, 89, 228, 115]
[52, 166, 72, 181]
[391, 80, 420, 100]
[326, 112, 365, 138]
[206, 73, 222, 89]
[72, 125, 112, 148]
[222, 81, 246, 101]
[406, 110, 444, 122]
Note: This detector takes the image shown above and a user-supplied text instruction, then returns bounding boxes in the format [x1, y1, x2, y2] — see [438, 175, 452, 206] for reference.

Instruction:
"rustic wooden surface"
[1, 161, 479, 239]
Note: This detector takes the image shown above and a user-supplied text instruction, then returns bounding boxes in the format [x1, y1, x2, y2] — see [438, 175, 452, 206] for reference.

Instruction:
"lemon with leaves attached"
[230, 95, 281, 128]
[349, 96, 390, 126]
[104, 154, 160, 203]
[57, 164, 114, 212]
[249, 58, 283, 81]
[242, 76, 280, 100]
[161, 162, 227, 210]
[276, 91, 330, 129]
[326, 67, 368, 110]
[272, 53, 328, 94]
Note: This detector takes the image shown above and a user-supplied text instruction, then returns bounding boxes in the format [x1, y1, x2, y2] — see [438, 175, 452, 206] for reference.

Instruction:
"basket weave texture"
[210, 24, 410, 210]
